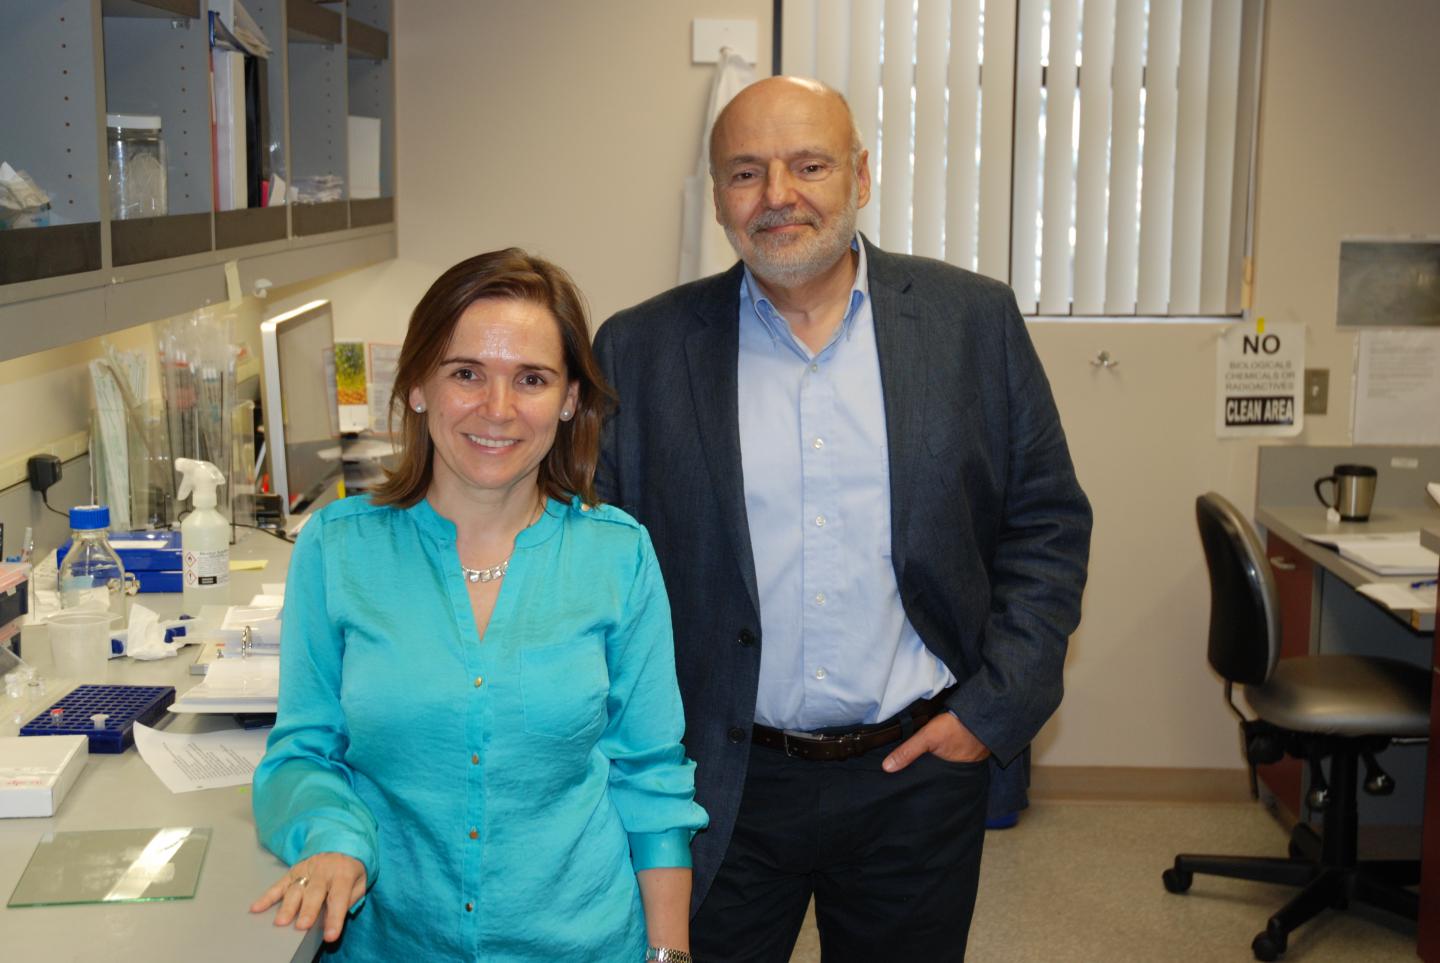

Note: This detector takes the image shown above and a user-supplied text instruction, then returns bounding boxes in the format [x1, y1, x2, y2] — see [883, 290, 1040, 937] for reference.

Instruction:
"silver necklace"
[459, 499, 542, 584]
[461, 556, 510, 583]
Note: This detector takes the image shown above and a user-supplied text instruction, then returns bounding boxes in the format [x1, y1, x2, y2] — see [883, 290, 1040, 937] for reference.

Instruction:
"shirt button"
[471, 753, 479, 765]
[814, 514, 826, 527]
[465, 902, 474, 912]
[812, 437, 824, 449]
[474, 676, 484, 687]
[468, 828, 478, 840]
[814, 667, 828, 680]
[728, 726, 747, 744]
[814, 592, 826, 605]
[810, 362, 819, 372]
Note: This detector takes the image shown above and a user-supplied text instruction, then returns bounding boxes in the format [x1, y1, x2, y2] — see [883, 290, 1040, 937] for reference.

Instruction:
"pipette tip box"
[0, 734, 88, 818]
[19, 684, 176, 754]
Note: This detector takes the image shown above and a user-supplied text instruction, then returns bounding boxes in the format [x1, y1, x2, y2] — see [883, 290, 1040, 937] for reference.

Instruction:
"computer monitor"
[259, 299, 343, 525]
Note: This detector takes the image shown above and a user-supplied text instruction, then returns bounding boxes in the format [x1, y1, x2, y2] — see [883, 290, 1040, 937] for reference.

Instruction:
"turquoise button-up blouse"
[252, 494, 707, 961]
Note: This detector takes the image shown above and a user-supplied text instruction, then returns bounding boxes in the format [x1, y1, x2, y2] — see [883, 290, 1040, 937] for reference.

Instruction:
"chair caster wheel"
[1252, 929, 1286, 961]
[1162, 867, 1193, 893]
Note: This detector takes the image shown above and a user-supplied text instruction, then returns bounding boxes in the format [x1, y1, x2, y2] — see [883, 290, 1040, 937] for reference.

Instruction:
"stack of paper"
[1301, 530, 1440, 576]
[1357, 582, 1437, 631]
[170, 657, 278, 714]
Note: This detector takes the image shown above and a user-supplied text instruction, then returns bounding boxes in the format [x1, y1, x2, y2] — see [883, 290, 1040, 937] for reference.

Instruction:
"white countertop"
[0, 528, 318, 963]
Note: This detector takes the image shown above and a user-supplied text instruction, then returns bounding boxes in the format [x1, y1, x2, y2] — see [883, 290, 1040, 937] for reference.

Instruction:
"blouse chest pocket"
[520, 634, 609, 741]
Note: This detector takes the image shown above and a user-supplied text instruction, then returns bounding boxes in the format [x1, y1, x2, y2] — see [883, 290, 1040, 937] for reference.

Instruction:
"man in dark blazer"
[594, 77, 1091, 962]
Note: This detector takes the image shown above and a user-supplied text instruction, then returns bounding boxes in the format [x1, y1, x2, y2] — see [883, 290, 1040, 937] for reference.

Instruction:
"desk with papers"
[1255, 444, 1440, 961]
[0, 528, 317, 963]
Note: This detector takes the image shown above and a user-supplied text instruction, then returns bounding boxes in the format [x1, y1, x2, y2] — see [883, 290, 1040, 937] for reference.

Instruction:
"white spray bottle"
[175, 458, 230, 616]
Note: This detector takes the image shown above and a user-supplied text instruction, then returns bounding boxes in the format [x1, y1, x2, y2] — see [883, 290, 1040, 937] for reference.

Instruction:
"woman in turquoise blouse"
[250, 249, 707, 962]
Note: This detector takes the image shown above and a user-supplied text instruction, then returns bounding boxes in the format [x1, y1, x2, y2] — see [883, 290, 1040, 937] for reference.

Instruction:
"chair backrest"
[1194, 492, 1282, 686]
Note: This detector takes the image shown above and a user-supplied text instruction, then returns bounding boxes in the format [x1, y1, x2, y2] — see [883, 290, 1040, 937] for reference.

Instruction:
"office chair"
[1161, 493, 1431, 961]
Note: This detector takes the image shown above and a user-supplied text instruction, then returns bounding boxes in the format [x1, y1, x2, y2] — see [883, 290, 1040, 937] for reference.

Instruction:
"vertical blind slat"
[1168, 0, 1214, 315]
[1104, 0, 1146, 313]
[1200, 0, 1243, 313]
[1038, 0, 1080, 314]
[814, 0, 852, 94]
[977, 0, 1019, 282]
[1136, 0, 1182, 314]
[1009, 0, 1045, 311]
[945, 0, 984, 272]
[880, 0, 917, 252]
[782, 0, 818, 78]
[1072, 0, 1117, 314]
[912, 0, 951, 259]
[850, 0, 885, 242]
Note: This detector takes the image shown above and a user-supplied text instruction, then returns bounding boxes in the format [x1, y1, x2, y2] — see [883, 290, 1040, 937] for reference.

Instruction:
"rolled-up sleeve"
[599, 529, 709, 870]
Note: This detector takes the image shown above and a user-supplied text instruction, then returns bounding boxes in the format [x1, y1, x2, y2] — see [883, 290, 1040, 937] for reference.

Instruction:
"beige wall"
[267, 0, 775, 333]
[1029, 0, 1440, 768]
[8, 1, 1436, 772]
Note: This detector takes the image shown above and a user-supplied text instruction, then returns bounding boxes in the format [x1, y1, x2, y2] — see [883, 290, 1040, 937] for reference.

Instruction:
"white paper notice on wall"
[1216, 319, 1305, 438]
[1352, 328, 1440, 444]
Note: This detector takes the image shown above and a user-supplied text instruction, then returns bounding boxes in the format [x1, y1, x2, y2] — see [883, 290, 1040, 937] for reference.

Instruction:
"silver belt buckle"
[780, 728, 823, 757]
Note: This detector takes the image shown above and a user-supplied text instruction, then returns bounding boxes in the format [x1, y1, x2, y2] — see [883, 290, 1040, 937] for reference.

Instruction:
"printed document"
[134, 723, 269, 793]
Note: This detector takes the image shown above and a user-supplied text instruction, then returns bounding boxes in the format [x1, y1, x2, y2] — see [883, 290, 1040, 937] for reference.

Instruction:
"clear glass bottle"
[106, 113, 167, 220]
[58, 505, 134, 622]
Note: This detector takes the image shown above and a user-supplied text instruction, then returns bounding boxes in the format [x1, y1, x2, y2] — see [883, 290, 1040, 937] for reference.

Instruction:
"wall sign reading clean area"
[1216, 319, 1305, 438]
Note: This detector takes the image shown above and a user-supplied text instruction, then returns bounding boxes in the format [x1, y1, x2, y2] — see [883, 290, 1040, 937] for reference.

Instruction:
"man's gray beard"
[725, 201, 858, 289]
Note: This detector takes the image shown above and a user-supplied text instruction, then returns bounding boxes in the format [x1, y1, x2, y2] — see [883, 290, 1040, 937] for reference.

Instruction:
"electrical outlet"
[1303, 368, 1329, 415]
[0, 432, 90, 490]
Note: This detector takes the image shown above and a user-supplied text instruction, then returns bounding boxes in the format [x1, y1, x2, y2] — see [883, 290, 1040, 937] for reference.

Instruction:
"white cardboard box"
[0, 735, 89, 818]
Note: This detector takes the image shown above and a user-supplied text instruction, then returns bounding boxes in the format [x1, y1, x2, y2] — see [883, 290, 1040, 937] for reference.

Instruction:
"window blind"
[779, 0, 1261, 318]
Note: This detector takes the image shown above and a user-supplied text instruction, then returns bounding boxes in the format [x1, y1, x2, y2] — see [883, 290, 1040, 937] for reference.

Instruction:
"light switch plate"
[692, 19, 757, 65]
[1303, 368, 1329, 415]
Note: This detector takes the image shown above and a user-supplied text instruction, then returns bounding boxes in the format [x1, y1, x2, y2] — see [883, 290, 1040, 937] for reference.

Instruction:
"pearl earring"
[413, 403, 426, 413]
[561, 409, 572, 420]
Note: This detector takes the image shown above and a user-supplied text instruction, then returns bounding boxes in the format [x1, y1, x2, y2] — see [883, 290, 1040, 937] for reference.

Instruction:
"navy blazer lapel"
[865, 237, 926, 578]
[683, 265, 761, 619]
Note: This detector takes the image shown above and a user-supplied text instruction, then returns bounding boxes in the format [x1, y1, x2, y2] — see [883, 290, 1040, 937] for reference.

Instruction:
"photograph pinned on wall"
[1336, 240, 1440, 328]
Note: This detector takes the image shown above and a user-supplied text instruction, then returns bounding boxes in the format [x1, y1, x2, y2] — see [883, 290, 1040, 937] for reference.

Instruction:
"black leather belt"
[751, 689, 956, 762]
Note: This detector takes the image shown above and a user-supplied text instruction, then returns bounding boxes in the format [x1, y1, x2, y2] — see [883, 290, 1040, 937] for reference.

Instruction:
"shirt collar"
[409, 493, 564, 548]
[740, 237, 869, 358]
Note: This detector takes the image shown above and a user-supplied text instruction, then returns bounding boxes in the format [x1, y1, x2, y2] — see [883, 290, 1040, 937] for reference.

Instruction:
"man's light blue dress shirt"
[252, 494, 707, 961]
[738, 240, 955, 730]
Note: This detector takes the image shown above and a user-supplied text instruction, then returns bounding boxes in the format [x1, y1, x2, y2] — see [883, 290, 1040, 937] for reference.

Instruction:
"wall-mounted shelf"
[346, 19, 388, 61]
[1, 0, 396, 360]
[100, 0, 201, 19]
[286, 0, 342, 45]
[1, 225, 396, 362]
[216, 206, 288, 250]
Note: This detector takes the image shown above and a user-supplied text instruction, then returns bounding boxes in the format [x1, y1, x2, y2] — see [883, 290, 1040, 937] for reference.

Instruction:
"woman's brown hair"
[370, 248, 615, 508]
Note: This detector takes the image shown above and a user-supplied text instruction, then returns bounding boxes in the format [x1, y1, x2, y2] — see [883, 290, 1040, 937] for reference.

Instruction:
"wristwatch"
[644, 948, 693, 963]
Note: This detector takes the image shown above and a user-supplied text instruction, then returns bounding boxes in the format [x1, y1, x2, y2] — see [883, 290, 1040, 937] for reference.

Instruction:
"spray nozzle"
[175, 458, 226, 509]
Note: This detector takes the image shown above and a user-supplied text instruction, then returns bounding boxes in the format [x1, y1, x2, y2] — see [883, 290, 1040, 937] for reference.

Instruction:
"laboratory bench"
[0, 527, 317, 963]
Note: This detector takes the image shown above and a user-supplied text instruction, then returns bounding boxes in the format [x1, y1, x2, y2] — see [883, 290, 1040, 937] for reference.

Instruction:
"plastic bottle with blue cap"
[175, 458, 229, 616]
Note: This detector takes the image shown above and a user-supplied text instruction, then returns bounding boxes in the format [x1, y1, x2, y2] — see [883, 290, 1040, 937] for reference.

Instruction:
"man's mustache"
[748, 209, 819, 235]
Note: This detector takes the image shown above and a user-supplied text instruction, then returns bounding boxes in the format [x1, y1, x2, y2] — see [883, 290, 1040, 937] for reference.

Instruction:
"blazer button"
[737, 628, 756, 647]
[728, 726, 747, 744]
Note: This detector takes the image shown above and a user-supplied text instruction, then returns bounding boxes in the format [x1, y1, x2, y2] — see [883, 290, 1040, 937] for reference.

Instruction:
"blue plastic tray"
[19, 684, 176, 753]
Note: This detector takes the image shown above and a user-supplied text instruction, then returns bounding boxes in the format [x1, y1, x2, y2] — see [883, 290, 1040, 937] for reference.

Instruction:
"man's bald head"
[708, 77, 864, 177]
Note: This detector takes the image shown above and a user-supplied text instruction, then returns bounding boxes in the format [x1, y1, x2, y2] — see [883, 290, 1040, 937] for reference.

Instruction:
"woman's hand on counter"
[250, 852, 367, 942]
